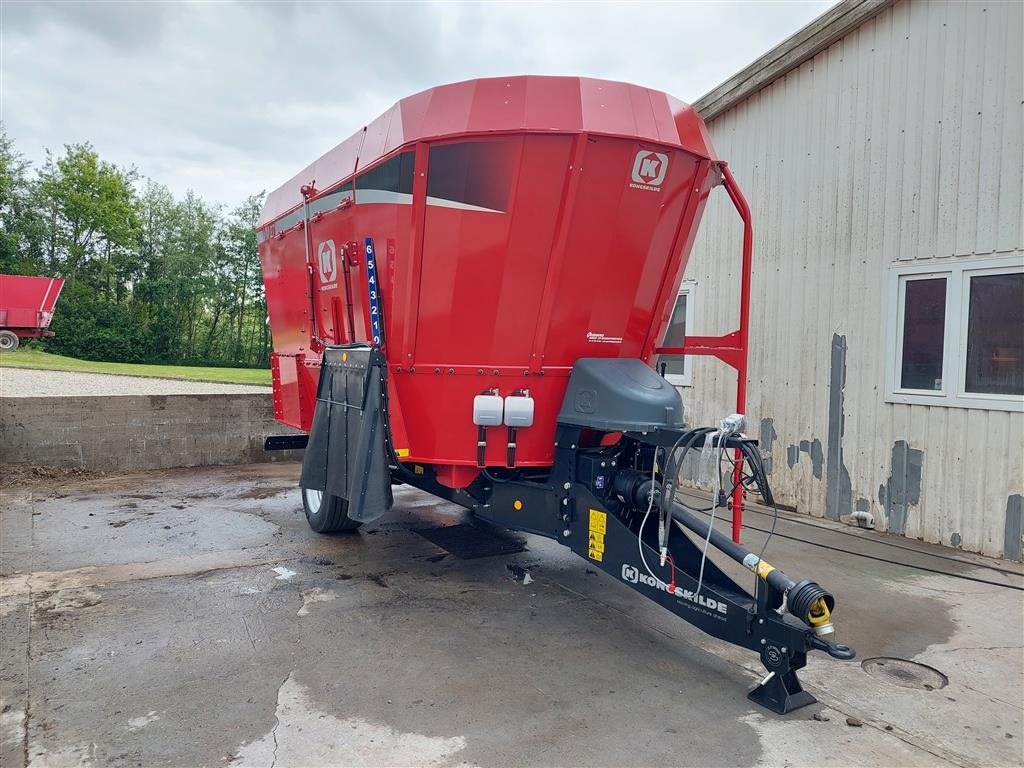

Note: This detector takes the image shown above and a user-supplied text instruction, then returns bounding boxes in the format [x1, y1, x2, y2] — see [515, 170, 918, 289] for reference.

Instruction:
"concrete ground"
[0, 463, 1021, 768]
[0, 368, 270, 397]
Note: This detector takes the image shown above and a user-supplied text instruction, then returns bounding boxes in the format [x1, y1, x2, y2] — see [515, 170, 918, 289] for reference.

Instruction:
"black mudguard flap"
[299, 345, 393, 522]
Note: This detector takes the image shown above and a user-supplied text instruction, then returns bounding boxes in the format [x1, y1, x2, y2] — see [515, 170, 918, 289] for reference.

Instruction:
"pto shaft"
[669, 502, 835, 635]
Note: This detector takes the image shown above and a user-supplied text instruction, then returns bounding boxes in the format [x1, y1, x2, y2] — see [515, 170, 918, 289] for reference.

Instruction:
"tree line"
[0, 129, 270, 367]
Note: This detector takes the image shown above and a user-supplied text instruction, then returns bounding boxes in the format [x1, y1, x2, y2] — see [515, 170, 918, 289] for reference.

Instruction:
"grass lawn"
[0, 348, 271, 386]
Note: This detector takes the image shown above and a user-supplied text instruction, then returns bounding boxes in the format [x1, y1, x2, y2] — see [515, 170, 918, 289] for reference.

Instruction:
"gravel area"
[0, 367, 272, 397]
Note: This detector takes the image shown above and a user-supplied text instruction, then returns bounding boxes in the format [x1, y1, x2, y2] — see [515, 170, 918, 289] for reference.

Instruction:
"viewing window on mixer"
[659, 282, 697, 387]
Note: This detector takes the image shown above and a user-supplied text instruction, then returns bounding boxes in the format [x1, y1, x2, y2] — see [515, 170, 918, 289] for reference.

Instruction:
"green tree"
[0, 128, 46, 274]
[135, 180, 186, 360]
[1, 132, 271, 369]
[48, 280, 152, 362]
[173, 190, 221, 360]
[35, 143, 141, 290]
[222, 192, 267, 365]
[133, 184, 222, 363]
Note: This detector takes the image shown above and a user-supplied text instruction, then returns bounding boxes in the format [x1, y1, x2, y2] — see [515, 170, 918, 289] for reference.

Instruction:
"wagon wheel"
[0, 331, 19, 351]
[301, 486, 362, 533]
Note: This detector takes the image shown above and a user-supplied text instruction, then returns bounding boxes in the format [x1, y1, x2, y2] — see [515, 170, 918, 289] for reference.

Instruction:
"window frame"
[885, 255, 1024, 412]
[662, 281, 697, 388]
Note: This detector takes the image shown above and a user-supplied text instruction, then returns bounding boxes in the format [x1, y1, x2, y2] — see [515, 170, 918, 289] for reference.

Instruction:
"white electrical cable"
[638, 448, 662, 583]
[639, 508, 659, 582]
[695, 428, 732, 596]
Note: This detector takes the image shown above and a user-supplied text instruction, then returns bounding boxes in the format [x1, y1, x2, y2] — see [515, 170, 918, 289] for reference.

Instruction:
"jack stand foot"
[748, 648, 816, 714]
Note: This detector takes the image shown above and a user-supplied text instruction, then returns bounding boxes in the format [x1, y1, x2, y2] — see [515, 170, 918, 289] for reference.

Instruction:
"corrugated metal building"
[675, 0, 1023, 558]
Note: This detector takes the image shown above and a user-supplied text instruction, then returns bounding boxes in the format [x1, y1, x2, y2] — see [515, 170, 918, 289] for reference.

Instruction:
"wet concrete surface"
[1, 463, 1021, 767]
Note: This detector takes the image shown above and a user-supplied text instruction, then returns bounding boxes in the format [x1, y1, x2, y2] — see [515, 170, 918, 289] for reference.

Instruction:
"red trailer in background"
[0, 274, 64, 351]
[258, 76, 855, 713]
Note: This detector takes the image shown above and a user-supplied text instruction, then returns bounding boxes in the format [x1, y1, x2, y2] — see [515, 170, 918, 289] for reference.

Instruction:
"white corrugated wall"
[682, 0, 1024, 557]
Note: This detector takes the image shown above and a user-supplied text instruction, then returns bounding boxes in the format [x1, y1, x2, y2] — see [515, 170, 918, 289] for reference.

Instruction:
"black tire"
[0, 331, 20, 352]
[301, 487, 362, 533]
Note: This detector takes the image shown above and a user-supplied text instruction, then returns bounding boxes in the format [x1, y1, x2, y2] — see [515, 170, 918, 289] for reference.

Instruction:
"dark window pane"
[355, 151, 414, 195]
[426, 141, 514, 212]
[660, 293, 687, 377]
[965, 272, 1024, 396]
[900, 278, 946, 391]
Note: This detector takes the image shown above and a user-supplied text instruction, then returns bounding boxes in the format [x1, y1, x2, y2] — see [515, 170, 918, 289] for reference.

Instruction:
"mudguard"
[300, 344, 393, 522]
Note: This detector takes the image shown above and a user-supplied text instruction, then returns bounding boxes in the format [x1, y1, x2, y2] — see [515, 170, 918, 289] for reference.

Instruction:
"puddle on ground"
[237, 485, 292, 500]
[739, 710, 943, 768]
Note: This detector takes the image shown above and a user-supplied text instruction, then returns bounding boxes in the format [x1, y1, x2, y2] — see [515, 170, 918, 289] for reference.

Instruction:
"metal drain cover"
[861, 657, 948, 690]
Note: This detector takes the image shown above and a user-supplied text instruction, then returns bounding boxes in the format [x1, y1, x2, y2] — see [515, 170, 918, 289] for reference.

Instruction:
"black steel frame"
[281, 344, 855, 714]
[392, 423, 854, 714]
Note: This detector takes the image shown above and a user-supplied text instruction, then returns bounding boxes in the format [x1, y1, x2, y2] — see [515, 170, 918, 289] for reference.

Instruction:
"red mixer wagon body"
[258, 76, 720, 486]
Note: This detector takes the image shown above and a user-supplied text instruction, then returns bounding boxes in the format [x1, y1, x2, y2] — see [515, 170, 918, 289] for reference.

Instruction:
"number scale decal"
[364, 237, 385, 347]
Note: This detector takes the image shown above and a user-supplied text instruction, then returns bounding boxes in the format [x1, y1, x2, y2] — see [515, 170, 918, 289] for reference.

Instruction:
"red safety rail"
[653, 163, 752, 544]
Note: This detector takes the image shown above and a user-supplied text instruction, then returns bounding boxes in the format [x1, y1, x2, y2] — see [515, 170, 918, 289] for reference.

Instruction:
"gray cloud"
[2, 0, 835, 206]
[4, 0, 172, 50]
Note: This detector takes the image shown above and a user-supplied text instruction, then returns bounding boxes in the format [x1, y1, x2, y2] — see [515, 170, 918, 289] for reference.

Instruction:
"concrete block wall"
[0, 394, 303, 471]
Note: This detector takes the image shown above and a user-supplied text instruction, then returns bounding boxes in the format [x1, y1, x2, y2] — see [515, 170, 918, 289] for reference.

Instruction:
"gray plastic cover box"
[557, 358, 683, 432]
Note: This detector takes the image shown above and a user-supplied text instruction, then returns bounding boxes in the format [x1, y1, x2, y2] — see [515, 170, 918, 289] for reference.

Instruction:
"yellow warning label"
[414, 465, 425, 475]
[587, 509, 607, 562]
[395, 448, 410, 458]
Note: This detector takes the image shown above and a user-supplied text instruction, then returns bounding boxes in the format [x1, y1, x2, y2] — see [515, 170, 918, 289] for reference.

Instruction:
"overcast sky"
[2, 1, 835, 208]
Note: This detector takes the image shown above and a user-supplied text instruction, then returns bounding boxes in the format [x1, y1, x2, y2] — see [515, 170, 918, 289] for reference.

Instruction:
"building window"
[899, 277, 946, 391]
[965, 272, 1024, 396]
[887, 257, 1023, 411]
[659, 283, 696, 387]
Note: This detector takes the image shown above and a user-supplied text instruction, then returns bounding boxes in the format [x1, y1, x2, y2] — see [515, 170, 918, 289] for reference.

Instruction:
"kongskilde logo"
[630, 150, 669, 190]
[586, 331, 623, 345]
[317, 240, 337, 284]
[620, 563, 728, 615]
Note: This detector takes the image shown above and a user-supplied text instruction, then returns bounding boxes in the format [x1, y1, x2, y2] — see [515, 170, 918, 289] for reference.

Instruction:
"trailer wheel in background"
[301, 487, 362, 533]
[0, 331, 19, 351]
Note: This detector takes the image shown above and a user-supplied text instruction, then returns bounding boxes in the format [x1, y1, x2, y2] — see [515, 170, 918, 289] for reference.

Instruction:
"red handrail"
[655, 162, 752, 544]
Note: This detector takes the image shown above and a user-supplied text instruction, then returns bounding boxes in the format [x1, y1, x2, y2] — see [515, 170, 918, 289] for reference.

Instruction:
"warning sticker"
[588, 509, 607, 562]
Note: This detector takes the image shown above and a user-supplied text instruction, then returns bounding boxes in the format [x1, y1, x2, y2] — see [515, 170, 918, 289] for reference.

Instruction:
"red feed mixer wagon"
[258, 76, 855, 713]
[0, 274, 64, 351]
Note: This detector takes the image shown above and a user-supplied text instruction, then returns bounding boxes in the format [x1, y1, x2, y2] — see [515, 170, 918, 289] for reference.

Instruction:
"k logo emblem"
[317, 240, 337, 283]
[630, 150, 669, 188]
